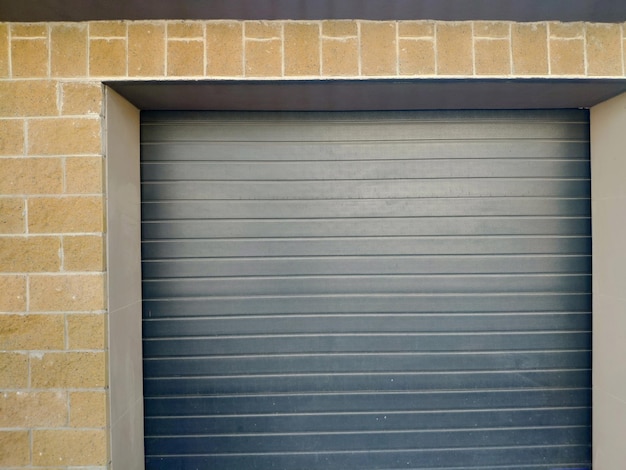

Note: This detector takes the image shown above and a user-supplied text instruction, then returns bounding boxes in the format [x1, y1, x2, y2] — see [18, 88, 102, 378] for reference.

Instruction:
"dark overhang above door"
[1, 0, 625, 23]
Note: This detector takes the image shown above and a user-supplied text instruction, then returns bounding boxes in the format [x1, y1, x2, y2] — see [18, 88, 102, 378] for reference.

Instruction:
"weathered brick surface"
[69, 391, 107, 427]
[32, 429, 107, 466]
[0, 275, 26, 312]
[30, 351, 106, 388]
[0, 236, 61, 272]
[0, 314, 65, 350]
[29, 274, 106, 312]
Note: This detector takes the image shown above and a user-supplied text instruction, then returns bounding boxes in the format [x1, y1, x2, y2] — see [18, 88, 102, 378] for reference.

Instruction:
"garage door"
[140, 110, 591, 469]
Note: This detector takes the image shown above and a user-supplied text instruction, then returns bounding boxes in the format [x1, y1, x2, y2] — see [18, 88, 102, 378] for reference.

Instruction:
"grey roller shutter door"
[141, 110, 591, 469]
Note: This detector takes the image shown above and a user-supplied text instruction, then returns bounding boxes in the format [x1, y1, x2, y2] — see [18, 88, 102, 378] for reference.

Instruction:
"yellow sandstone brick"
[245, 38, 282, 77]
[0, 352, 28, 387]
[65, 156, 104, 193]
[0, 119, 24, 155]
[550, 38, 585, 75]
[167, 40, 204, 76]
[33, 429, 107, 466]
[398, 21, 434, 38]
[0, 431, 29, 467]
[168, 21, 204, 38]
[436, 23, 473, 75]
[475, 38, 511, 75]
[206, 22, 243, 76]
[28, 117, 101, 155]
[586, 23, 623, 76]
[89, 38, 127, 77]
[89, 21, 127, 38]
[284, 23, 320, 76]
[245, 21, 281, 39]
[322, 20, 357, 37]
[51, 23, 88, 77]
[0, 24, 8, 77]
[0, 314, 65, 350]
[512, 23, 548, 75]
[474, 21, 510, 38]
[361, 22, 397, 76]
[70, 391, 107, 427]
[11, 38, 48, 77]
[28, 196, 104, 233]
[0, 157, 63, 194]
[11, 23, 47, 37]
[128, 22, 166, 76]
[399, 39, 435, 75]
[0, 236, 61, 272]
[550, 22, 584, 38]
[29, 274, 105, 312]
[0, 391, 67, 427]
[61, 82, 103, 115]
[63, 235, 105, 271]
[30, 351, 106, 388]
[322, 37, 359, 76]
[0, 199, 25, 234]
[0, 275, 26, 311]
[0, 80, 58, 117]
[67, 314, 106, 350]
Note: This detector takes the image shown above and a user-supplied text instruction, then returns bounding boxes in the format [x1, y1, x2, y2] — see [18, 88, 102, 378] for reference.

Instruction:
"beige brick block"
[206, 22, 243, 76]
[284, 23, 320, 76]
[31, 351, 106, 388]
[167, 40, 204, 76]
[475, 38, 511, 75]
[436, 22, 473, 75]
[67, 314, 106, 350]
[398, 21, 434, 38]
[474, 21, 510, 38]
[89, 38, 127, 77]
[0, 275, 26, 311]
[0, 80, 58, 117]
[11, 23, 47, 37]
[51, 23, 88, 77]
[61, 82, 103, 115]
[0, 24, 8, 77]
[28, 117, 101, 155]
[0, 157, 63, 194]
[586, 23, 623, 76]
[28, 196, 104, 233]
[512, 23, 548, 75]
[0, 119, 24, 155]
[70, 391, 107, 427]
[63, 235, 105, 271]
[29, 274, 105, 312]
[322, 38, 359, 76]
[11, 38, 48, 77]
[550, 22, 584, 38]
[168, 21, 204, 38]
[245, 39, 282, 77]
[65, 156, 104, 194]
[245, 21, 281, 39]
[89, 21, 127, 38]
[33, 429, 107, 466]
[361, 22, 397, 76]
[0, 352, 28, 387]
[0, 236, 61, 272]
[0, 391, 67, 427]
[399, 39, 435, 75]
[550, 38, 585, 75]
[0, 199, 25, 234]
[322, 20, 357, 37]
[0, 313, 65, 349]
[129, 22, 166, 76]
[0, 431, 29, 467]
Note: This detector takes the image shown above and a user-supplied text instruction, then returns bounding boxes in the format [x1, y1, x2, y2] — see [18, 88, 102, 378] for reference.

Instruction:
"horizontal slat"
[140, 140, 590, 161]
[141, 236, 591, 259]
[141, 179, 590, 200]
[142, 255, 592, 278]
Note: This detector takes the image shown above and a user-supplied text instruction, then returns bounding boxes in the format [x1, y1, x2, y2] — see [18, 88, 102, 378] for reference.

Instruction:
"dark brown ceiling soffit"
[106, 78, 626, 112]
[2, 0, 626, 23]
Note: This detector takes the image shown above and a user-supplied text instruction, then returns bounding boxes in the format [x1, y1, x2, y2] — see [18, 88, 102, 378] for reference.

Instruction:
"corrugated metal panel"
[141, 110, 591, 469]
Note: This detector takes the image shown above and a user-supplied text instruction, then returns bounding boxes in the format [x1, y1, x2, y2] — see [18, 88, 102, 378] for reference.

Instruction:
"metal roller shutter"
[140, 110, 591, 469]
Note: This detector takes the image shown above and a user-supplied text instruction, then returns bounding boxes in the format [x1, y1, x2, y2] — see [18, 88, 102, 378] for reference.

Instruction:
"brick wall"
[0, 19, 624, 469]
